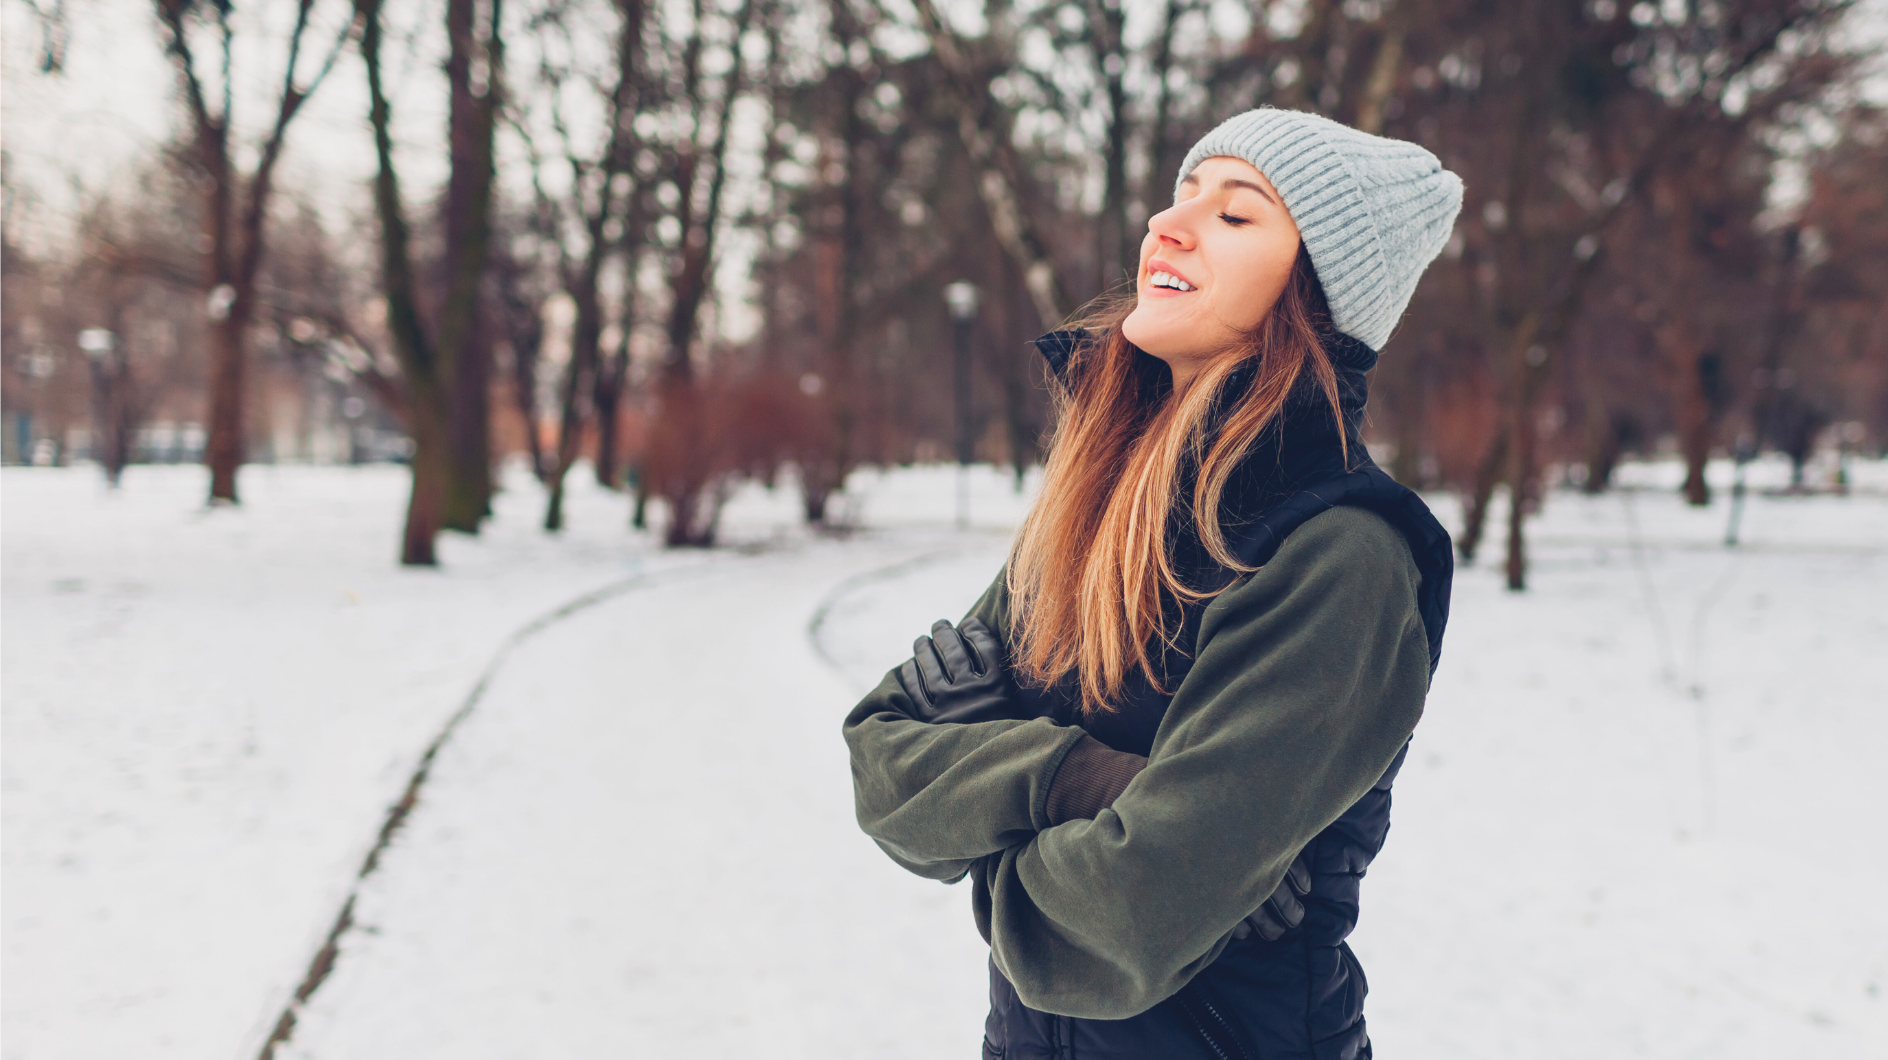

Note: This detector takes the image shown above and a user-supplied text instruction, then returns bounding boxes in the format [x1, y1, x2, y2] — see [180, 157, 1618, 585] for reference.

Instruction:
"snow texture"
[3, 458, 1885, 1059]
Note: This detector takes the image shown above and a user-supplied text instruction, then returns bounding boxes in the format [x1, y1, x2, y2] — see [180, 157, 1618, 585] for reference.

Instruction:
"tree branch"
[898, 0, 1071, 325]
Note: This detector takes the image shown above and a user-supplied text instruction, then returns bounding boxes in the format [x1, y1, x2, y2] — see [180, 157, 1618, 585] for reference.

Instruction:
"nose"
[1146, 202, 1196, 251]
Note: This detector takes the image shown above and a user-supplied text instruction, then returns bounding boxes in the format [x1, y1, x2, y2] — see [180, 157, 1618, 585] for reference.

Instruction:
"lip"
[1144, 258, 1198, 293]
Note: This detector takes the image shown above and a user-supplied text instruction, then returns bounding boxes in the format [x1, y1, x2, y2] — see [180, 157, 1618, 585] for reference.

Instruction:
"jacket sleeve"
[973, 507, 1432, 1019]
[843, 568, 1087, 882]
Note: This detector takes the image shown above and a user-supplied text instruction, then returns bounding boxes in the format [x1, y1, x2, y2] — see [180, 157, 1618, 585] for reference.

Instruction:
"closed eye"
[1218, 212, 1251, 227]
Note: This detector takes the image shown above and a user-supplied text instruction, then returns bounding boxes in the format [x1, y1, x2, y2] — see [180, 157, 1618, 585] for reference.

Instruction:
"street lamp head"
[944, 281, 979, 322]
[78, 328, 115, 355]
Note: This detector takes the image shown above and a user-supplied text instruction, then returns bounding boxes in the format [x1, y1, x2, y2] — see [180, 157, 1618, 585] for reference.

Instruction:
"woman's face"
[1122, 156, 1303, 390]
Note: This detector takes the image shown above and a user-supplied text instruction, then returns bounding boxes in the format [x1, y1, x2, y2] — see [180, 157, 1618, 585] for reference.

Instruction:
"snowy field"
[3, 457, 1885, 1059]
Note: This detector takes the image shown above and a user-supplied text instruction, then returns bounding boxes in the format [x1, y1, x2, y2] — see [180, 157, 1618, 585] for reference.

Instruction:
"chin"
[1120, 308, 1161, 353]
[1121, 311, 1183, 360]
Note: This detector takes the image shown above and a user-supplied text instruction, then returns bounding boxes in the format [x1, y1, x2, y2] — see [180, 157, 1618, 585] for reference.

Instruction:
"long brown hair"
[1007, 245, 1343, 713]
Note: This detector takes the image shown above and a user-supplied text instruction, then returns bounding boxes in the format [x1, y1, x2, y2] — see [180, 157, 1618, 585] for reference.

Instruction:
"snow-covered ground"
[3, 458, 1884, 1059]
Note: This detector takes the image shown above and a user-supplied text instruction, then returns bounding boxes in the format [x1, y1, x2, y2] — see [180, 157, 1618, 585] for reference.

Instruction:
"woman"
[844, 108, 1463, 1060]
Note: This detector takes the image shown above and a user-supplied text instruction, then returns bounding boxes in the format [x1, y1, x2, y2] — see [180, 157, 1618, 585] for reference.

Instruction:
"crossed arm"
[842, 507, 1430, 1018]
[897, 623, 1315, 946]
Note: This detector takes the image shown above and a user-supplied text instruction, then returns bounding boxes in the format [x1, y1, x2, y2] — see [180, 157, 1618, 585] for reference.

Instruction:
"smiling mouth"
[1149, 270, 1196, 292]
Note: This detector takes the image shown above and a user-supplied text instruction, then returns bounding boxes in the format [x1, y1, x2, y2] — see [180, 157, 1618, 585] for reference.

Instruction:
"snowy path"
[278, 538, 1013, 1059]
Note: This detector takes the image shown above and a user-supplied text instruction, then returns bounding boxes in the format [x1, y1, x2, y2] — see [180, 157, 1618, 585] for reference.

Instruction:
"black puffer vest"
[980, 331, 1453, 1060]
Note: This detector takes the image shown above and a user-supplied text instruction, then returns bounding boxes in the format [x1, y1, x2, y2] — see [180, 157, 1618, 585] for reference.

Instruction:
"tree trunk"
[1503, 462, 1529, 590]
[1504, 328, 1552, 591]
[1663, 318, 1713, 506]
[401, 401, 450, 565]
[517, 367, 549, 481]
[1506, 377, 1540, 592]
[497, 269, 549, 480]
[203, 299, 249, 501]
[665, 490, 707, 546]
[358, 0, 492, 565]
[543, 474, 569, 532]
[1457, 426, 1508, 562]
[542, 283, 600, 531]
[593, 0, 647, 492]
[1146, 0, 1184, 213]
[802, 480, 827, 524]
[195, 116, 242, 503]
[1351, 29, 1404, 134]
[445, 320, 493, 530]
[1575, 339, 1621, 494]
[806, 96, 851, 524]
[1092, 0, 1130, 293]
[438, 0, 502, 533]
[1581, 409, 1624, 494]
[592, 365, 624, 489]
[654, 380, 716, 546]
[991, 257, 1035, 489]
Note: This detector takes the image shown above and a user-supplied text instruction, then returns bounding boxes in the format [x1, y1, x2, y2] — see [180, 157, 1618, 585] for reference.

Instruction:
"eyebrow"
[1180, 173, 1278, 205]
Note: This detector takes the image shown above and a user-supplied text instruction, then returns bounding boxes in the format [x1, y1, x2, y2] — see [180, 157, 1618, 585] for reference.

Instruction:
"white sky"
[1, 0, 449, 251]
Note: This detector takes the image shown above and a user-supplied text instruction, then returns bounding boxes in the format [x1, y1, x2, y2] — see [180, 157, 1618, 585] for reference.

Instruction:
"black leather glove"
[1231, 850, 1313, 942]
[895, 618, 1022, 724]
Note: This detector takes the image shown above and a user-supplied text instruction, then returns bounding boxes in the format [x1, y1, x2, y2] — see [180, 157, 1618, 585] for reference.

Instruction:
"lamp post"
[342, 394, 367, 465]
[944, 281, 979, 530]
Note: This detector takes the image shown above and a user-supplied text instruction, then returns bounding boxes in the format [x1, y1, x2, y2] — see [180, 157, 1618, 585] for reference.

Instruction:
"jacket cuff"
[1044, 735, 1148, 826]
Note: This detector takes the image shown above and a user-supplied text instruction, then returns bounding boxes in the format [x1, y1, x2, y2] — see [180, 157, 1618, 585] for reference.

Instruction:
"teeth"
[1150, 271, 1195, 292]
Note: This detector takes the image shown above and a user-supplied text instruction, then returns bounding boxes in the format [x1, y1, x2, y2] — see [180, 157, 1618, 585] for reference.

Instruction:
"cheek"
[1214, 240, 1298, 329]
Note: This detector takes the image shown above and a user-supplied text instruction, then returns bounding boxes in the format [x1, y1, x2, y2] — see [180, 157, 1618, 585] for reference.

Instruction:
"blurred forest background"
[4, 0, 1884, 580]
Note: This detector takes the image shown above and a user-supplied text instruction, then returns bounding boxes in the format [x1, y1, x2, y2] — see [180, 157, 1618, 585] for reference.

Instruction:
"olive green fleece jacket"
[842, 506, 1431, 1020]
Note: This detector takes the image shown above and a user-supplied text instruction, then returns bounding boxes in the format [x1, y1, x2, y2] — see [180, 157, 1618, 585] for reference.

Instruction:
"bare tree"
[1085, 0, 1132, 290]
[355, 0, 504, 565]
[642, 0, 759, 546]
[439, 0, 508, 532]
[900, 0, 1072, 327]
[154, 0, 349, 504]
[513, 0, 649, 530]
[490, 221, 553, 483]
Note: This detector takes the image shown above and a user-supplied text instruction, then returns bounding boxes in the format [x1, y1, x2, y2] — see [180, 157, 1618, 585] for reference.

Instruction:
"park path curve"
[277, 534, 1012, 1060]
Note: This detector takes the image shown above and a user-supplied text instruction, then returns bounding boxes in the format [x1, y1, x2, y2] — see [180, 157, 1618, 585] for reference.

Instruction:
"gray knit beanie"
[1176, 108, 1463, 352]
